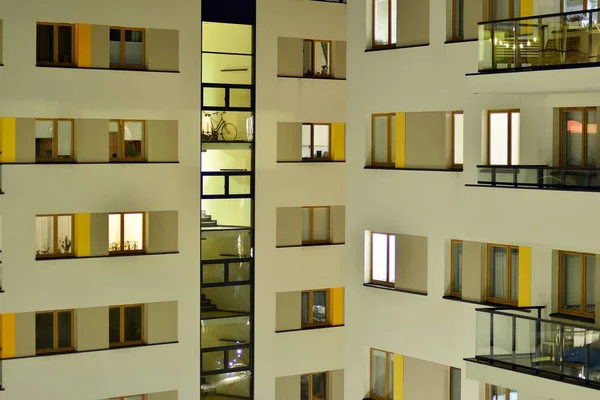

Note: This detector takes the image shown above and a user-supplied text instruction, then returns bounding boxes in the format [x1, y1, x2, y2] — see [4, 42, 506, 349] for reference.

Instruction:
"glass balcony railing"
[477, 165, 600, 190]
[474, 306, 600, 389]
[479, 8, 600, 72]
[202, 170, 252, 199]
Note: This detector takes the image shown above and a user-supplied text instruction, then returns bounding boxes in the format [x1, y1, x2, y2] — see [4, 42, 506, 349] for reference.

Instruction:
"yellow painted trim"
[330, 123, 346, 161]
[1, 118, 16, 163]
[518, 246, 532, 307]
[520, 0, 534, 18]
[76, 24, 92, 68]
[1, 314, 16, 359]
[395, 112, 406, 168]
[393, 353, 404, 400]
[74, 213, 91, 257]
[330, 287, 344, 325]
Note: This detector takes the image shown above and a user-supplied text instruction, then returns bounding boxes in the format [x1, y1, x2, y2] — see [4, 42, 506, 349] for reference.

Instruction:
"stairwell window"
[303, 39, 331, 77]
[301, 372, 328, 400]
[450, 240, 463, 297]
[487, 110, 520, 165]
[109, 212, 145, 253]
[371, 232, 396, 286]
[370, 349, 393, 400]
[560, 107, 597, 168]
[487, 244, 519, 305]
[109, 120, 145, 161]
[35, 119, 74, 161]
[371, 113, 396, 166]
[36, 23, 74, 65]
[452, 111, 464, 169]
[558, 251, 596, 318]
[35, 310, 74, 354]
[302, 206, 330, 244]
[302, 123, 331, 160]
[35, 215, 74, 258]
[372, 0, 397, 48]
[486, 384, 517, 400]
[301, 290, 329, 327]
[109, 304, 144, 347]
[110, 27, 145, 69]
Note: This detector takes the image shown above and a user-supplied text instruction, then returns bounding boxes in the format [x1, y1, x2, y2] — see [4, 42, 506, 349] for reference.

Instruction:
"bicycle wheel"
[221, 123, 238, 141]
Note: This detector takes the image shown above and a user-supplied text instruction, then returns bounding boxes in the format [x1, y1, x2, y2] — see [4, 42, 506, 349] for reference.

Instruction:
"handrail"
[477, 164, 600, 190]
[478, 7, 600, 25]
[478, 307, 600, 332]
[478, 164, 600, 172]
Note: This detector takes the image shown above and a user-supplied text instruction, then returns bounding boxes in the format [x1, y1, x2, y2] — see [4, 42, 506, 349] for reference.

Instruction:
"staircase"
[201, 210, 218, 227]
[201, 293, 217, 312]
[201, 377, 217, 397]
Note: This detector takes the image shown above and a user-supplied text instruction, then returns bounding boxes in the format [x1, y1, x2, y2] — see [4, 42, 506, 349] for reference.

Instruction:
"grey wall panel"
[278, 37, 303, 77]
[146, 29, 179, 72]
[75, 119, 109, 163]
[76, 306, 109, 351]
[395, 234, 428, 293]
[275, 375, 300, 400]
[277, 122, 302, 162]
[147, 210, 178, 254]
[147, 390, 178, 400]
[330, 206, 345, 244]
[90, 213, 109, 257]
[276, 291, 301, 332]
[91, 25, 110, 69]
[276, 207, 302, 247]
[15, 118, 35, 163]
[146, 301, 178, 344]
[15, 312, 36, 357]
[147, 120, 178, 162]
[397, 0, 430, 46]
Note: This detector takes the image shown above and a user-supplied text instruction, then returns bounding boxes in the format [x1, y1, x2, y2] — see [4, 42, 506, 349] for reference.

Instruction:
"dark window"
[36, 24, 54, 63]
[110, 304, 144, 346]
[35, 310, 73, 354]
[35, 312, 54, 351]
[36, 23, 73, 65]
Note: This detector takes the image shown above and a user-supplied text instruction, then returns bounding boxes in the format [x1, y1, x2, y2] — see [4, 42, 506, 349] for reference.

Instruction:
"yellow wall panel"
[74, 213, 91, 257]
[1, 314, 16, 359]
[1, 117, 16, 163]
[330, 123, 345, 161]
[518, 246, 532, 307]
[76, 24, 92, 68]
[393, 353, 404, 400]
[520, 0, 534, 17]
[395, 112, 406, 168]
[330, 287, 344, 325]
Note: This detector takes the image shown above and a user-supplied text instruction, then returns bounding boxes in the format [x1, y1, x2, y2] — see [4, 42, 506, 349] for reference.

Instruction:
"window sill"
[276, 242, 344, 249]
[3, 161, 179, 165]
[277, 160, 345, 164]
[365, 43, 429, 53]
[35, 251, 179, 261]
[444, 38, 478, 44]
[364, 166, 463, 172]
[465, 183, 600, 193]
[364, 283, 427, 296]
[277, 75, 346, 81]
[466, 61, 600, 76]
[442, 295, 533, 312]
[35, 64, 180, 74]
[275, 324, 344, 333]
[549, 312, 595, 324]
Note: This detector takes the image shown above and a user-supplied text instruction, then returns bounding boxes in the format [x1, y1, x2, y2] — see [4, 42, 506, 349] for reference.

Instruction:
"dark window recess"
[36, 25, 54, 63]
[124, 306, 143, 342]
[110, 28, 121, 41]
[57, 311, 72, 348]
[35, 313, 54, 351]
[57, 26, 73, 63]
[109, 307, 121, 343]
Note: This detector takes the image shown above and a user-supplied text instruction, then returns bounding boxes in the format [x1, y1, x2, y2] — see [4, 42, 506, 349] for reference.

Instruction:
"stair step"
[202, 304, 217, 312]
[202, 220, 218, 226]
[201, 299, 211, 305]
[201, 293, 206, 300]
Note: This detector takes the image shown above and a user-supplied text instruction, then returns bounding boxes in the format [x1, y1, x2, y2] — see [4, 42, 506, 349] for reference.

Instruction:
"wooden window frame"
[369, 348, 393, 400]
[109, 304, 146, 347]
[109, 119, 146, 161]
[301, 289, 331, 328]
[485, 384, 516, 400]
[371, 0, 396, 49]
[301, 371, 329, 400]
[35, 118, 75, 162]
[302, 206, 331, 245]
[303, 39, 333, 77]
[560, 0, 589, 12]
[558, 107, 596, 168]
[487, 109, 520, 165]
[486, 243, 519, 306]
[109, 212, 146, 254]
[370, 232, 395, 287]
[36, 22, 75, 66]
[35, 309, 74, 355]
[486, 0, 517, 21]
[109, 396, 147, 400]
[371, 113, 395, 167]
[451, 111, 464, 169]
[109, 26, 146, 69]
[35, 214, 75, 258]
[302, 123, 332, 161]
[558, 250, 596, 318]
[451, 0, 464, 40]
[450, 239, 463, 297]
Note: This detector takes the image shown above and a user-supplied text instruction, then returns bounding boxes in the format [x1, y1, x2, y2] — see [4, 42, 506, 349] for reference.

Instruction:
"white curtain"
[35, 216, 54, 254]
[489, 246, 507, 299]
[56, 215, 72, 254]
[124, 213, 144, 250]
[108, 214, 122, 251]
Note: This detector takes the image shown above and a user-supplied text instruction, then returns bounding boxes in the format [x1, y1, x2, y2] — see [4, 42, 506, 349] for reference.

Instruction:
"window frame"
[371, 0, 397, 49]
[109, 26, 146, 69]
[486, 0, 517, 21]
[558, 250, 596, 318]
[485, 384, 517, 400]
[486, 243, 519, 306]
[371, 113, 396, 167]
[451, 111, 464, 169]
[558, 106, 596, 168]
[560, 0, 590, 12]
[369, 348, 394, 400]
[487, 109, 520, 165]
[35, 214, 75, 258]
[108, 212, 146, 254]
[109, 119, 147, 161]
[35, 118, 75, 162]
[302, 206, 331, 245]
[301, 289, 330, 328]
[36, 22, 75, 66]
[302, 39, 333, 77]
[450, 239, 463, 297]
[370, 232, 395, 287]
[301, 371, 329, 400]
[302, 123, 332, 161]
[109, 304, 146, 347]
[35, 309, 74, 355]
[451, 0, 465, 40]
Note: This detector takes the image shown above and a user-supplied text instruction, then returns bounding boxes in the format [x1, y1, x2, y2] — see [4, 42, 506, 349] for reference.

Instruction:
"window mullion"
[581, 256, 586, 314]
[121, 213, 125, 249]
[121, 306, 125, 343]
[507, 112, 512, 166]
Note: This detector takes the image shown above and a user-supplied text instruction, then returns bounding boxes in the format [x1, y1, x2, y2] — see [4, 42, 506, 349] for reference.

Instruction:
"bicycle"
[202, 112, 238, 141]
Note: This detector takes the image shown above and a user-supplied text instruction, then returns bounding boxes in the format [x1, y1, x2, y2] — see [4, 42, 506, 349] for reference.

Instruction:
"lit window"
[488, 110, 520, 165]
[371, 113, 396, 166]
[35, 215, 74, 258]
[371, 232, 396, 286]
[560, 107, 597, 168]
[487, 384, 518, 400]
[302, 124, 331, 160]
[35, 310, 74, 354]
[487, 244, 519, 305]
[36, 23, 74, 65]
[109, 120, 145, 161]
[372, 0, 397, 48]
[301, 372, 328, 400]
[303, 40, 331, 77]
[370, 348, 393, 400]
[301, 290, 329, 327]
[452, 111, 464, 168]
[109, 304, 144, 347]
[109, 212, 144, 253]
[302, 207, 330, 244]
[559, 251, 595, 318]
[35, 119, 74, 161]
[110, 27, 145, 68]
[450, 240, 463, 296]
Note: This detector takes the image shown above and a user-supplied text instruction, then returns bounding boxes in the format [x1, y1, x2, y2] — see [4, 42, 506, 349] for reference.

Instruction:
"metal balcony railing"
[477, 165, 600, 191]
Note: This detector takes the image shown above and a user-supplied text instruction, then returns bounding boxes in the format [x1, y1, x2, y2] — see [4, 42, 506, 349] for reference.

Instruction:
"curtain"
[57, 215, 72, 254]
[123, 213, 144, 250]
[108, 214, 122, 251]
[372, 233, 388, 281]
[36, 216, 54, 254]
[489, 246, 507, 299]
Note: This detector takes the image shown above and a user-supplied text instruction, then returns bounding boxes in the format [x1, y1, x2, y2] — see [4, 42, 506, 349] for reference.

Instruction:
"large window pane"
[371, 350, 387, 398]
[372, 233, 388, 282]
[374, 0, 390, 46]
[35, 313, 54, 351]
[124, 306, 143, 342]
[450, 368, 461, 400]
[312, 372, 327, 400]
[36, 216, 54, 255]
[489, 113, 509, 165]
[301, 374, 310, 400]
[452, 241, 463, 294]
[389, 115, 396, 163]
[312, 208, 329, 242]
[313, 291, 327, 324]
[57, 25, 73, 64]
[302, 208, 311, 242]
[561, 253, 582, 312]
[510, 112, 520, 165]
[301, 292, 310, 325]
[35, 120, 54, 159]
[314, 41, 330, 76]
[510, 247, 519, 302]
[586, 109, 597, 167]
[124, 121, 143, 159]
[489, 246, 508, 300]
[110, 28, 122, 65]
[124, 213, 144, 251]
[563, 110, 584, 167]
[57, 215, 73, 254]
[454, 0, 464, 37]
[124, 30, 144, 66]
[36, 24, 54, 63]
[453, 113, 464, 165]
[57, 121, 73, 158]
[303, 40, 313, 75]
[302, 124, 312, 159]
[388, 235, 396, 283]
[57, 311, 72, 348]
[373, 116, 389, 164]
[109, 307, 121, 343]
[586, 255, 596, 314]
[313, 125, 330, 158]
[109, 213, 122, 251]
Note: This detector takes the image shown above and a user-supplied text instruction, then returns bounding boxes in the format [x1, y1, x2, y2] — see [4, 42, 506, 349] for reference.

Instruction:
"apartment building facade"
[0, 0, 199, 398]
[348, 1, 600, 400]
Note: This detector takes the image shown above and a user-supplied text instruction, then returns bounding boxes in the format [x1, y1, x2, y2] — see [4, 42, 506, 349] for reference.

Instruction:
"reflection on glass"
[452, 241, 463, 294]
[371, 349, 387, 398]
[489, 246, 508, 300]
[373, 115, 389, 164]
[313, 290, 327, 324]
